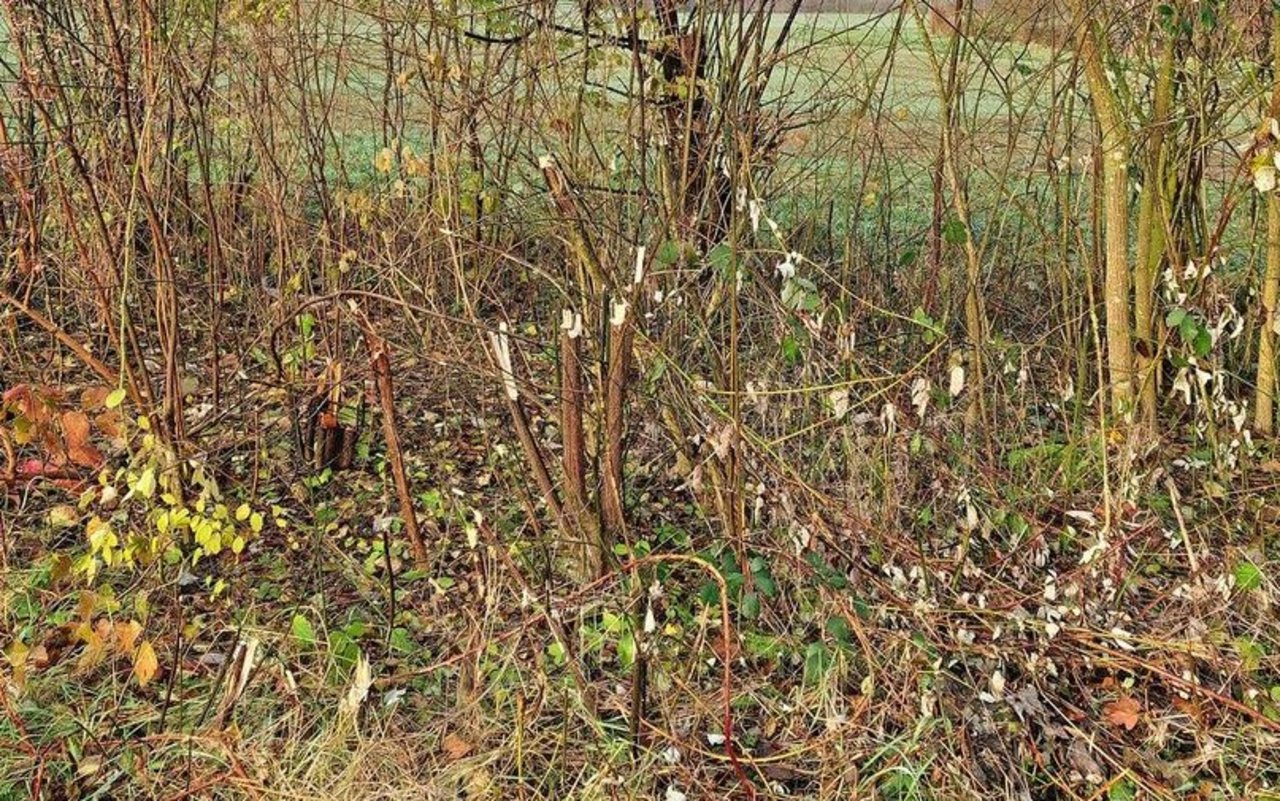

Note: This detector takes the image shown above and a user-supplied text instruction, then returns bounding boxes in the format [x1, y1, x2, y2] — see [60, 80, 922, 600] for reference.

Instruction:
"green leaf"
[617, 630, 636, 668]
[1107, 778, 1137, 801]
[803, 641, 831, 685]
[1179, 315, 1197, 343]
[655, 240, 682, 267]
[1192, 327, 1213, 358]
[1165, 307, 1187, 327]
[740, 592, 761, 620]
[1234, 636, 1265, 672]
[750, 556, 777, 597]
[291, 613, 317, 648]
[826, 615, 853, 648]
[699, 582, 721, 605]
[706, 243, 734, 276]
[781, 334, 803, 366]
[942, 218, 967, 245]
[911, 306, 942, 344]
[105, 388, 127, 409]
[389, 627, 413, 654]
[547, 640, 566, 665]
[755, 572, 777, 598]
[1234, 561, 1264, 592]
[743, 631, 784, 659]
[806, 551, 848, 589]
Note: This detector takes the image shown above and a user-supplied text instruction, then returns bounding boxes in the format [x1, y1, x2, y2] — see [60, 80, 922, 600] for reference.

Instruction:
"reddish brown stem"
[362, 326, 429, 568]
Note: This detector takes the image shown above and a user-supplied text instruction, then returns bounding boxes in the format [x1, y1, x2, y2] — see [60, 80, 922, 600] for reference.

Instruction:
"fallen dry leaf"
[1103, 695, 1141, 731]
[133, 641, 159, 687]
[62, 412, 104, 467]
[442, 732, 473, 760]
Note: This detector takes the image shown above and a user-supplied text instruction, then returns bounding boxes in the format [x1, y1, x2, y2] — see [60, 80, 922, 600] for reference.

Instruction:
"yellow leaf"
[76, 591, 97, 621]
[249, 512, 264, 534]
[3, 639, 29, 669]
[133, 641, 159, 687]
[134, 468, 156, 499]
[115, 620, 142, 654]
[48, 505, 79, 529]
[232, 536, 245, 555]
[235, 503, 251, 522]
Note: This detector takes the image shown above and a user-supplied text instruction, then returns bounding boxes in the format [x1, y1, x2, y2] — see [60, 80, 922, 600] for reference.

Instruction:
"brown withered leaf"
[61, 411, 103, 468]
[1103, 696, 1141, 731]
[81, 386, 110, 411]
[442, 733, 473, 761]
[115, 620, 142, 654]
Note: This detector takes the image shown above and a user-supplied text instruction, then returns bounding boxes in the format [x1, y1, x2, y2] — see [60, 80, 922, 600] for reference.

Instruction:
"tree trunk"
[1256, 8, 1280, 434]
[1134, 32, 1175, 429]
[1078, 18, 1135, 417]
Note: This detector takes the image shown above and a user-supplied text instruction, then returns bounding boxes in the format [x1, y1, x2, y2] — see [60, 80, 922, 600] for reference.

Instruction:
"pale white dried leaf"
[911, 377, 930, 420]
[340, 651, 373, 717]
[830, 388, 850, 421]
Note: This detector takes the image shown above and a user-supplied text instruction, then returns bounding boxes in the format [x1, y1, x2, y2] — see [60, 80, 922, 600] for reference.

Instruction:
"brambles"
[3, 0, 1280, 799]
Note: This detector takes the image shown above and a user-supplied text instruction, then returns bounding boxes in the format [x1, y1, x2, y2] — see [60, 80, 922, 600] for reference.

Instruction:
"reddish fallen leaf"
[67, 446, 103, 469]
[81, 386, 110, 411]
[3, 384, 46, 422]
[1103, 696, 1141, 731]
[62, 410, 91, 446]
[442, 733, 473, 760]
[61, 411, 103, 467]
[95, 410, 123, 440]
